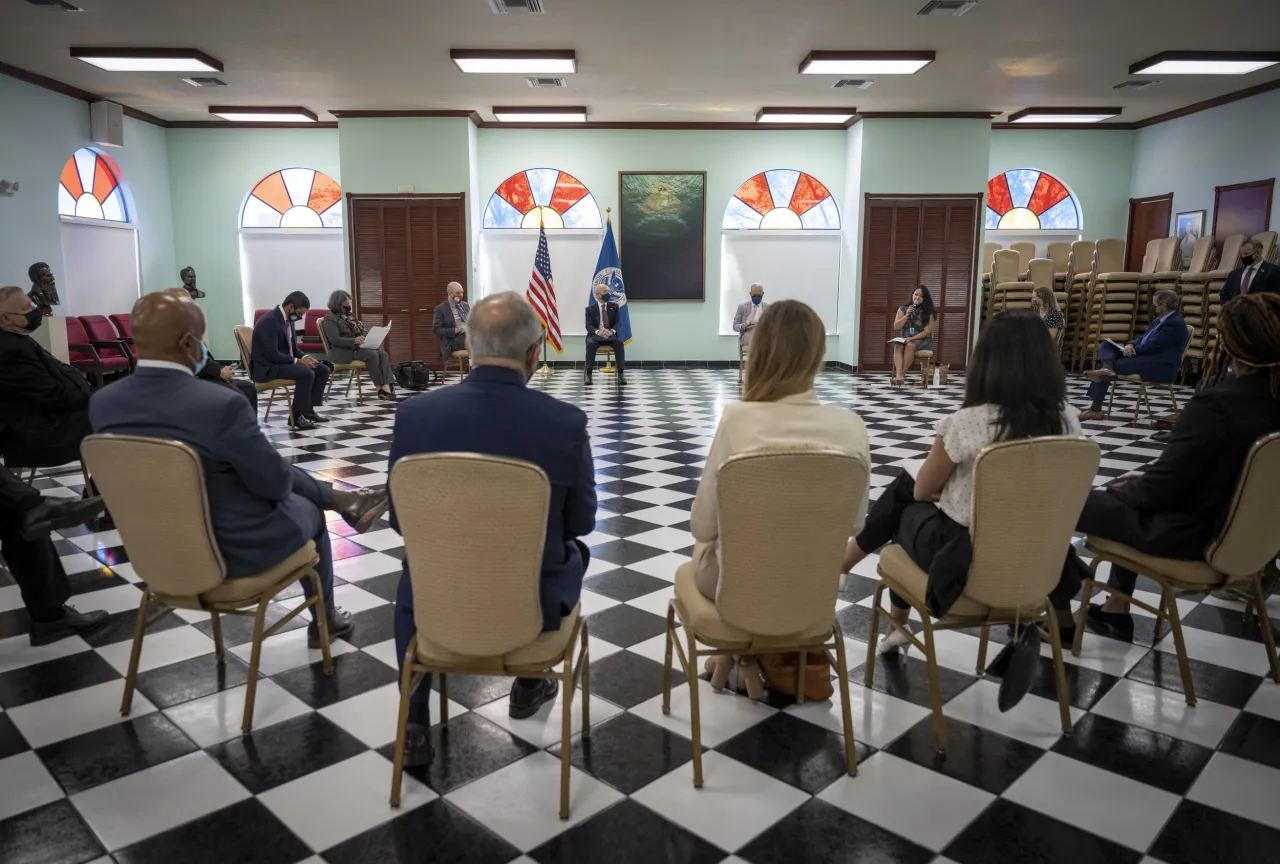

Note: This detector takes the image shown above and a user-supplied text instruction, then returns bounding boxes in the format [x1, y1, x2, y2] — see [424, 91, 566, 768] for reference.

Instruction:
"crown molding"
[167, 120, 339, 129]
[330, 109, 484, 124]
[857, 111, 998, 119]
[991, 121, 1137, 130]
[1130, 76, 1280, 128]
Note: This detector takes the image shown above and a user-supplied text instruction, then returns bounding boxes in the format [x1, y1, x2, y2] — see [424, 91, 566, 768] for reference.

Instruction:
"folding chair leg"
[559, 653, 574, 820]
[976, 624, 990, 675]
[310, 570, 334, 676]
[241, 594, 272, 734]
[1161, 587, 1197, 706]
[580, 620, 591, 735]
[210, 612, 225, 660]
[1073, 567, 1101, 656]
[661, 603, 675, 714]
[686, 626, 704, 789]
[832, 624, 858, 776]
[120, 592, 151, 716]
[864, 582, 885, 687]
[263, 389, 275, 422]
[1252, 573, 1280, 683]
[1045, 606, 1074, 736]
[390, 643, 417, 808]
[795, 648, 808, 704]
[1167, 385, 1180, 418]
[439, 673, 449, 727]
[919, 614, 947, 753]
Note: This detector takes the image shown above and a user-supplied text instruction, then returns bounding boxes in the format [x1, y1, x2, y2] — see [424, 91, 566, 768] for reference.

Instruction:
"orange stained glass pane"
[1027, 172, 1069, 215]
[496, 171, 536, 215]
[987, 174, 1013, 215]
[549, 171, 589, 213]
[735, 173, 774, 216]
[308, 171, 342, 213]
[91, 157, 117, 202]
[60, 156, 84, 199]
[251, 171, 293, 215]
[789, 173, 830, 216]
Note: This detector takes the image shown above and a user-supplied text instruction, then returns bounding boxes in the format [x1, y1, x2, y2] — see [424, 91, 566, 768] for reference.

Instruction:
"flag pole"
[537, 215, 554, 378]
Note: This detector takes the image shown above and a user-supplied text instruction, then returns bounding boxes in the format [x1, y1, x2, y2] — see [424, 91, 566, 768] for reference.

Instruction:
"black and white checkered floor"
[3, 369, 1279, 864]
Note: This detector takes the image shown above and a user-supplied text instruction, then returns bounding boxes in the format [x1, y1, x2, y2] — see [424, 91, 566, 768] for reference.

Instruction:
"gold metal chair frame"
[316, 324, 367, 404]
[444, 349, 470, 382]
[233, 326, 295, 425]
[1105, 325, 1195, 425]
[738, 344, 749, 385]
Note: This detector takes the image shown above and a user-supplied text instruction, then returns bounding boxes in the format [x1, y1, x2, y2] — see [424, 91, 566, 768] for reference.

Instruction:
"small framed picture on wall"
[1174, 210, 1205, 268]
[618, 171, 708, 301]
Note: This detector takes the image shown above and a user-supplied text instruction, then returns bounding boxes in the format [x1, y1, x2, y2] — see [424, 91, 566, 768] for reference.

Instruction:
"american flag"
[526, 226, 562, 353]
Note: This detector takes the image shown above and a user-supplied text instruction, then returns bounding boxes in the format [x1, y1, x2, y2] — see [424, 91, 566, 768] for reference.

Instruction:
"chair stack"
[988, 249, 1031, 315]
[1176, 233, 1246, 375]
[1075, 239, 1130, 371]
[1133, 237, 1180, 336]
[1047, 242, 1072, 298]
[979, 242, 1001, 329]
[1010, 241, 1036, 279]
[1063, 240, 1098, 367]
[1155, 236, 1218, 377]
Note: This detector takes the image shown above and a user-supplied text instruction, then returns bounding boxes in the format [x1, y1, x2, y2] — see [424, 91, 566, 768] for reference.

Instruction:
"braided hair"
[1204, 293, 1280, 399]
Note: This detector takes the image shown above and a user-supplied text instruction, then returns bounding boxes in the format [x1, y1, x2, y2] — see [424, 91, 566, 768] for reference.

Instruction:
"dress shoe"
[377, 389, 397, 402]
[584, 374, 594, 387]
[403, 723, 435, 768]
[509, 678, 558, 718]
[307, 608, 354, 648]
[1083, 368, 1116, 382]
[22, 496, 106, 541]
[337, 489, 389, 533]
[618, 375, 628, 386]
[292, 416, 317, 431]
[1079, 409, 1106, 422]
[303, 412, 328, 424]
[1083, 604, 1135, 641]
[29, 606, 108, 646]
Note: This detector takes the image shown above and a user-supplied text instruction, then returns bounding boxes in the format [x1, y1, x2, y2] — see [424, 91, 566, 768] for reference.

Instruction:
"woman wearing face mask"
[890, 285, 936, 387]
[322, 290, 395, 400]
[1031, 285, 1065, 346]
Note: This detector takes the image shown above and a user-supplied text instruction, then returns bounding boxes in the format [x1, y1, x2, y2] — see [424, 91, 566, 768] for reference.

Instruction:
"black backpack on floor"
[394, 361, 435, 391]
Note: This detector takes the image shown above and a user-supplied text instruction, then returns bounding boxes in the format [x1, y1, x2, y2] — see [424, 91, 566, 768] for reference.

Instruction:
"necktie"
[1243, 267, 1256, 295]
[601, 302, 609, 331]
[456, 302, 468, 325]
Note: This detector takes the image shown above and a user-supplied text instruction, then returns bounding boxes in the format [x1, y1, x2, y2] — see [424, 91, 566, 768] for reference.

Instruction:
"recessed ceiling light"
[799, 51, 935, 75]
[209, 106, 317, 123]
[70, 47, 222, 73]
[1008, 107, 1121, 124]
[1129, 51, 1280, 75]
[451, 49, 577, 74]
[492, 106, 587, 123]
[756, 107, 854, 124]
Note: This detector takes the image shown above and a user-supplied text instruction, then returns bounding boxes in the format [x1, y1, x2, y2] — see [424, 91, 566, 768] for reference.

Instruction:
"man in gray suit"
[89, 290, 389, 646]
[732, 283, 767, 350]
[432, 282, 470, 365]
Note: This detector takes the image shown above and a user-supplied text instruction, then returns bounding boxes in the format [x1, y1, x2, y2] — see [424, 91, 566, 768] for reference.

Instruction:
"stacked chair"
[1177, 234, 1246, 377]
[979, 242, 1001, 328]
[1152, 236, 1217, 378]
[1047, 242, 1072, 297]
[987, 249, 1030, 315]
[1131, 238, 1180, 336]
[1063, 240, 1098, 367]
[1010, 241, 1036, 279]
[1073, 239, 1128, 371]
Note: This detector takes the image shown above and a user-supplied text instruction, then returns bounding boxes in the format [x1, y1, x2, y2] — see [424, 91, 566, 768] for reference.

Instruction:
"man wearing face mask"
[250, 290, 331, 430]
[387, 291, 596, 766]
[0, 286, 93, 471]
[27, 262, 59, 316]
[584, 282, 627, 386]
[1221, 239, 1280, 303]
[733, 283, 767, 354]
[432, 281, 471, 369]
[91, 290, 392, 648]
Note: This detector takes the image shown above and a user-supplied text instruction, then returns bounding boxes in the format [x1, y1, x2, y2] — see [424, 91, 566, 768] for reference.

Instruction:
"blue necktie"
[1138, 317, 1161, 348]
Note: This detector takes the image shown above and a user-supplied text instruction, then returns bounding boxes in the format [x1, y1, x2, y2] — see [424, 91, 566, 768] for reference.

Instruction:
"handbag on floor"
[990, 623, 1041, 712]
[758, 652, 835, 702]
[394, 361, 433, 391]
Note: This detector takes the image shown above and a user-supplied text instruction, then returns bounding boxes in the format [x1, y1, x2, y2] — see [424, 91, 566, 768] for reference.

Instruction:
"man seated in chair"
[196, 344, 257, 409]
[1074, 294, 1280, 639]
[90, 290, 392, 649]
[432, 282, 470, 368]
[389, 291, 596, 766]
[1079, 288, 1187, 421]
[585, 282, 627, 386]
[251, 291, 330, 430]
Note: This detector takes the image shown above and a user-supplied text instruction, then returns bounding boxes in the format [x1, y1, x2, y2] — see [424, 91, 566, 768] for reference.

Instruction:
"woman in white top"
[691, 300, 871, 693]
[842, 310, 1083, 652]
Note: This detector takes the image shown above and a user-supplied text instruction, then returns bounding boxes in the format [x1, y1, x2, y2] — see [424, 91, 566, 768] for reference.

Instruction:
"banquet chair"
[443, 350, 470, 382]
[234, 326, 295, 425]
[1106, 325, 1194, 424]
[989, 250, 1028, 314]
[1064, 240, 1097, 366]
[316, 324, 367, 404]
[1178, 234, 1246, 374]
[1011, 241, 1036, 279]
[108, 313, 136, 361]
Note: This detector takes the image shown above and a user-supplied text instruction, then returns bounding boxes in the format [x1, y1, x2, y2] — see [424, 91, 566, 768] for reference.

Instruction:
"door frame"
[1212, 178, 1274, 235]
[1125, 193, 1173, 271]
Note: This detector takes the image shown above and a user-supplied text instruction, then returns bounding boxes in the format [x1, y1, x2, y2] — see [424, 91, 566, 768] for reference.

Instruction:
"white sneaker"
[877, 628, 913, 655]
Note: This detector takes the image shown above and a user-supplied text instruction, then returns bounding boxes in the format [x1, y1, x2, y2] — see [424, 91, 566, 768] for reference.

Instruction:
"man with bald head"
[90, 290, 391, 646]
[432, 281, 470, 367]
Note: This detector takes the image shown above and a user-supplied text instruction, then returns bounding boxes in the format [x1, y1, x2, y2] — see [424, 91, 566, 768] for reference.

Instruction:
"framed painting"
[1174, 209, 1205, 268]
[618, 171, 707, 301]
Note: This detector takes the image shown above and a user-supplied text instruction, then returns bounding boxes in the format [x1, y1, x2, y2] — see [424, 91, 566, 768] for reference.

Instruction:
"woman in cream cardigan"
[691, 299, 871, 695]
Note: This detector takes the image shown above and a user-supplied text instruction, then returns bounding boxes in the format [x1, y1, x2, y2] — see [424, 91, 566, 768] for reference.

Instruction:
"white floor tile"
[0, 632, 89, 675]
[1091, 679, 1239, 749]
[332, 552, 403, 582]
[227, 626, 356, 677]
[66, 583, 146, 617]
[108, 562, 141, 583]
[0, 751, 64, 821]
[96, 626, 216, 676]
[626, 552, 691, 582]
[1187, 752, 1280, 831]
[818, 752, 994, 852]
[632, 751, 809, 852]
[319, 682, 467, 749]
[70, 751, 249, 851]
[9, 680, 156, 749]
[447, 751, 622, 851]
[1244, 681, 1280, 722]
[162, 679, 311, 748]
[331, 583, 389, 614]
[943, 680, 1083, 749]
[475, 687, 621, 749]
[0, 585, 25, 614]
[69, 530, 123, 552]
[361, 638, 401, 670]
[1003, 751, 1180, 851]
[623, 587, 676, 619]
[1053, 633, 1149, 677]
[622, 488, 693, 507]
[1155, 627, 1275, 677]
[787, 681, 930, 749]
[627, 526, 694, 552]
[627, 506, 694, 526]
[927, 630, 986, 676]
[578, 589, 619, 616]
[345, 528, 403, 551]
[631, 677, 776, 747]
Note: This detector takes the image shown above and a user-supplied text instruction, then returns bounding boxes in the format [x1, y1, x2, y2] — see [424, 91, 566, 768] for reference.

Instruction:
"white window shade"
[59, 221, 140, 317]
[720, 232, 841, 335]
[479, 231, 601, 336]
[239, 231, 345, 324]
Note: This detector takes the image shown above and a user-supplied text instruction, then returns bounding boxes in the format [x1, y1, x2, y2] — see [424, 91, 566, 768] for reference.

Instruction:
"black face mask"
[1241, 253, 1257, 266]
[342, 305, 352, 314]
[21, 309, 43, 332]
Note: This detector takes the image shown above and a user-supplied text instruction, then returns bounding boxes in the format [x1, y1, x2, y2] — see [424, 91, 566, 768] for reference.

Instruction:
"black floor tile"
[552, 711, 695, 795]
[584, 604, 669, 648]
[596, 496, 678, 517]
[351, 571, 401, 603]
[1125, 649, 1263, 709]
[1182, 603, 1280, 644]
[1052, 712, 1214, 795]
[984, 652, 1119, 710]
[132, 653, 255, 710]
[883, 715, 1045, 795]
[531, 798, 724, 864]
[324, 798, 518, 864]
[335, 603, 396, 649]
[37, 712, 198, 795]
[0, 799, 105, 864]
[79, 605, 189, 649]
[0, 711, 29, 759]
[0, 651, 121, 709]
[589, 539, 674, 568]
[66, 568, 127, 595]
[271, 647, 399, 709]
[585, 649, 685, 709]
[715, 712, 868, 795]
[189, 603, 308, 648]
[944, 799, 1140, 864]
[1219, 711, 1280, 771]
[114, 798, 311, 864]
[849, 653, 978, 709]
[836, 603, 923, 642]
[205, 711, 368, 794]
[376, 712, 537, 795]
[432, 673, 513, 710]
[1149, 799, 1280, 864]
[738, 798, 934, 864]
[582, 568, 671, 602]
[837, 574, 882, 604]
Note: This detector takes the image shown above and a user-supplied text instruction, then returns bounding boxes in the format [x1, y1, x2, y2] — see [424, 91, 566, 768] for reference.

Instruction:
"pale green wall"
[837, 122, 865, 366]
[115, 119, 177, 298]
[167, 128, 341, 357]
[476, 127, 847, 361]
[989, 129, 1136, 240]
[1131, 89, 1280, 235]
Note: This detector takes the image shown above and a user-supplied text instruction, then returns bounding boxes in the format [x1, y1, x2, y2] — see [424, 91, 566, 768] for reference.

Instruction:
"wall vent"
[22, 0, 83, 10]
[526, 76, 567, 88]
[1113, 80, 1160, 90]
[917, 1, 977, 16]
[182, 76, 228, 87]
[833, 79, 874, 90]
[486, 0, 545, 13]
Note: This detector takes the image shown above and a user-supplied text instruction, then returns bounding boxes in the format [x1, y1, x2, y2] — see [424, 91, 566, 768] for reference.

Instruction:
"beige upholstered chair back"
[1253, 231, 1278, 264]
[1011, 242, 1036, 272]
[1140, 239, 1162, 274]
[965, 437, 1100, 611]
[234, 326, 254, 373]
[316, 319, 333, 356]
[81, 435, 227, 596]
[1220, 234, 1247, 271]
[992, 249, 1020, 285]
[715, 450, 868, 637]
[1153, 237, 1179, 272]
[1094, 239, 1125, 275]
[1047, 242, 1071, 273]
[1206, 433, 1280, 580]
[1028, 259, 1055, 290]
[1185, 236, 1216, 274]
[1068, 241, 1095, 279]
[982, 242, 1000, 276]
[390, 453, 549, 656]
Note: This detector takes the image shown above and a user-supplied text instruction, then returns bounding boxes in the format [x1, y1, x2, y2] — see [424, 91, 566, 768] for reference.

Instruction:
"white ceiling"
[1, 0, 1277, 124]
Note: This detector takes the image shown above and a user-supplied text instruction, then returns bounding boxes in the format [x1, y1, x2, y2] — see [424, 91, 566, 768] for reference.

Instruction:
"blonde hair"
[1032, 285, 1059, 312]
[743, 299, 825, 402]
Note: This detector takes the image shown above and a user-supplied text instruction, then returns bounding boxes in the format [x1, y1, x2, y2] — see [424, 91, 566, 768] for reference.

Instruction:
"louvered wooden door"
[859, 196, 979, 372]
[349, 194, 466, 368]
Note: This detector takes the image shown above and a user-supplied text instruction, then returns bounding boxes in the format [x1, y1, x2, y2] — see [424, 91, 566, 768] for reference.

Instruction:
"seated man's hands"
[1123, 343, 1136, 357]
[300, 355, 319, 369]
[219, 366, 235, 382]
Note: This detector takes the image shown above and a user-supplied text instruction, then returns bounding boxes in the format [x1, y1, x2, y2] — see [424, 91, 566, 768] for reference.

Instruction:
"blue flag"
[592, 219, 631, 344]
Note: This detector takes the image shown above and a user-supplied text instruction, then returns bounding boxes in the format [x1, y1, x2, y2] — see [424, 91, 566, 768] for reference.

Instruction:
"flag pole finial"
[606, 206, 611, 225]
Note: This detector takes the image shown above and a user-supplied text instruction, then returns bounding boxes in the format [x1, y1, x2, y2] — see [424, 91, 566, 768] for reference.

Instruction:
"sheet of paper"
[1103, 337, 1126, 350]
[887, 336, 910, 344]
[363, 319, 392, 350]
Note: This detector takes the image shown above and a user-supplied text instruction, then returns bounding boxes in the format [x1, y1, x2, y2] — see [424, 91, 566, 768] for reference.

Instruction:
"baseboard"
[536, 359, 860, 371]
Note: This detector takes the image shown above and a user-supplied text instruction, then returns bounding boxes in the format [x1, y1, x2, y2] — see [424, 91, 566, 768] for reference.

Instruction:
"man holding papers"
[322, 290, 396, 401]
[1080, 288, 1187, 421]
[432, 282, 471, 368]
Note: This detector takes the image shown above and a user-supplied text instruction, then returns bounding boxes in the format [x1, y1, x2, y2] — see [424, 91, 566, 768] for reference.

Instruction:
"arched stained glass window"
[242, 168, 343, 228]
[483, 168, 602, 229]
[723, 169, 840, 230]
[58, 148, 128, 222]
[986, 169, 1080, 231]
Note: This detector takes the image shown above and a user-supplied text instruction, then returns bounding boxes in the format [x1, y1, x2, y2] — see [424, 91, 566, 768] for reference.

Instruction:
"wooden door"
[1213, 178, 1274, 254]
[1126, 194, 1173, 271]
[859, 196, 979, 372]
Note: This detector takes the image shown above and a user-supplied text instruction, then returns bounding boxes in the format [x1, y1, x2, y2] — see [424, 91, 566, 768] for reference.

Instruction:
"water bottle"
[932, 367, 941, 388]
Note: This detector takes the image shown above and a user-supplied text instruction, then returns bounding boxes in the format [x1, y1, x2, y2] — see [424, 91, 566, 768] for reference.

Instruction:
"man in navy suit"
[584, 283, 627, 386]
[91, 290, 390, 646]
[1220, 238, 1280, 303]
[389, 291, 596, 766]
[252, 291, 331, 430]
[1080, 288, 1189, 421]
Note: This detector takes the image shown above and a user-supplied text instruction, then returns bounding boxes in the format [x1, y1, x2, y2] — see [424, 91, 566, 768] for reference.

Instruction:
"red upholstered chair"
[299, 309, 325, 352]
[108, 313, 135, 360]
[79, 315, 135, 373]
[65, 316, 105, 388]
[254, 309, 270, 324]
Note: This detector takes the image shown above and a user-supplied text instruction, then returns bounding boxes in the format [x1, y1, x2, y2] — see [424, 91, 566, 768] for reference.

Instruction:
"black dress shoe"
[377, 390, 397, 401]
[292, 416, 317, 431]
[22, 496, 106, 541]
[29, 606, 109, 646]
[618, 375, 628, 386]
[584, 374, 594, 386]
[403, 723, 435, 768]
[337, 489, 389, 533]
[303, 412, 328, 424]
[509, 678, 559, 718]
[308, 608, 354, 648]
[1083, 605, 1135, 641]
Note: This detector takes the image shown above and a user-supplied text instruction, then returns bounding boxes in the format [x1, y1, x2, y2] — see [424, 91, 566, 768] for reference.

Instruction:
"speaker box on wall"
[90, 101, 125, 148]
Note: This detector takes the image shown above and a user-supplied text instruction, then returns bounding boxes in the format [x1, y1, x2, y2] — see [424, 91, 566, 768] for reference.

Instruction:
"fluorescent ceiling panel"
[70, 48, 222, 72]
